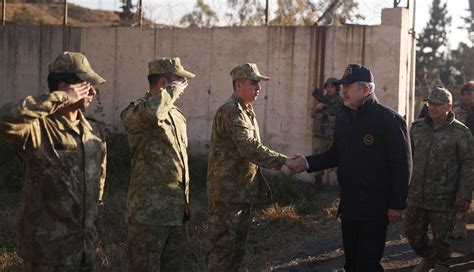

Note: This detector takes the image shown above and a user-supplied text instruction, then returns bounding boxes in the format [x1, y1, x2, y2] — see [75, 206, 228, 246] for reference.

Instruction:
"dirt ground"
[1, 185, 472, 271]
[270, 202, 474, 272]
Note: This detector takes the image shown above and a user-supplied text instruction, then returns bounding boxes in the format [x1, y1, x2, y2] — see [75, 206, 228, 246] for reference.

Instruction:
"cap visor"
[77, 72, 106, 85]
[248, 75, 269, 81]
[257, 75, 270, 81]
[175, 70, 196, 79]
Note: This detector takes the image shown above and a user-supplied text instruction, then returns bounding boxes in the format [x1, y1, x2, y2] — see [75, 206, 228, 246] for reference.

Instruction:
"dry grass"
[263, 204, 300, 224]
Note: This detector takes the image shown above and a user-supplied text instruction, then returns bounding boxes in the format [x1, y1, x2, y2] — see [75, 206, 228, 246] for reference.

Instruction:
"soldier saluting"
[0, 52, 107, 271]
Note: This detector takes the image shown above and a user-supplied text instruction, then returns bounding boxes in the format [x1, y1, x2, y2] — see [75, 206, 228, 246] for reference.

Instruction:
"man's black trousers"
[341, 219, 388, 272]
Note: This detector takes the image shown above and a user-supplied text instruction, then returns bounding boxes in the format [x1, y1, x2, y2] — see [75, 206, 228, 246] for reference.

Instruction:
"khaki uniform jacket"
[207, 94, 286, 203]
[409, 112, 474, 211]
[121, 85, 189, 226]
[0, 91, 106, 265]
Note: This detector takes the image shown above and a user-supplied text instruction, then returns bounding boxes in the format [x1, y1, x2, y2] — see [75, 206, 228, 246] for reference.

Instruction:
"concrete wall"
[0, 8, 412, 156]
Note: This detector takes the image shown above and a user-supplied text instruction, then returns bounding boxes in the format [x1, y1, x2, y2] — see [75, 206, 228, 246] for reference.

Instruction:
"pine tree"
[415, 0, 451, 98]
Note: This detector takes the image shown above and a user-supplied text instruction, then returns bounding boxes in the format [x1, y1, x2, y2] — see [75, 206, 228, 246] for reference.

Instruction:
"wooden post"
[63, 0, 68, 51]
[138, 0, 143, 27]
[265, 0, 269, 26]
[2, 0, 6, 26]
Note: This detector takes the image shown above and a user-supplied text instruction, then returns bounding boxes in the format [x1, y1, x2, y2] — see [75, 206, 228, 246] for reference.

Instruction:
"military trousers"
[23, 261, 95, 272]
[341, 219, 388, 272]
[128, 223, 186, 272]
[405, 206, 456, 267]
[207, 201, 252, 272]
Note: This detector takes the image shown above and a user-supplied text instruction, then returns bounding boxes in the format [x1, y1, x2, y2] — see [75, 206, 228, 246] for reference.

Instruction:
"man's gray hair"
[359, 81, 375, 94]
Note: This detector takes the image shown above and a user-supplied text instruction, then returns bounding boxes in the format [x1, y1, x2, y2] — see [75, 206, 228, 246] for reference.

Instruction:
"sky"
[68, 0, 472, 49]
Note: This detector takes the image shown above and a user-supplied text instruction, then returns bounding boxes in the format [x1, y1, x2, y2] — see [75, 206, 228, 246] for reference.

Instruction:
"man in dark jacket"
[292, 64, 412, 272]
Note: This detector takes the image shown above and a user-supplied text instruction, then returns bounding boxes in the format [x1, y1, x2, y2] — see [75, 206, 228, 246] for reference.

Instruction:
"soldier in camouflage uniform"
[406, 87, 474, 272]
[451, 81, 474, 239]
[121, 57, 195, 272]
[0, 52, 107, 271]
[207, 63, 294, 272]
[310, 77, 342, 189]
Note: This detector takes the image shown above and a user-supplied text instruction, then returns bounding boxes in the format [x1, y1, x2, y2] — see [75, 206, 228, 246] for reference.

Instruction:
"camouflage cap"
[461, 81, 474, 93]
[48, 52, 105, 85]
[230, 63, 269, 81]
[425, 86, 452, 104]
[148, 57, 195, 79]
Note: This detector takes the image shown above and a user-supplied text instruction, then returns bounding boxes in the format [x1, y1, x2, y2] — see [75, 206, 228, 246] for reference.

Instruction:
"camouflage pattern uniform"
[311, 78, 342, 188]
[0, 52, 107, 270]
[207, 63, 287, 272]
[121, 57, 195, 272]
[452, 103, 471, 124]
[406, 88, 474, 270]
[451, 82, 474, 239]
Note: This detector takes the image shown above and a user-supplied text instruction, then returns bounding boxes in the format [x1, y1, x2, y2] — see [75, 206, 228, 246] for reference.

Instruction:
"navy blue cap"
[334, 64, 374, 85]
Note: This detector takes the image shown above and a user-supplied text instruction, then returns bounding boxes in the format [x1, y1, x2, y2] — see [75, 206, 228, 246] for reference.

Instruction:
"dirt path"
[270, 205, 474, 272]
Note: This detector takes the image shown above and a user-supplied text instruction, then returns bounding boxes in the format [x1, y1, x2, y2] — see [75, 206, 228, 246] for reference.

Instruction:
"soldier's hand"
[168, 78, 188, 97]
[387, 209, 404, 224]
[285, 155, 307, 173]
[455, 197, 469, 211]
[62, 82, 91, 104]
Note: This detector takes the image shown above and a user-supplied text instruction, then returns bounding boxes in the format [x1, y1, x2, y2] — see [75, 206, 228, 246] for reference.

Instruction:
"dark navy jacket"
[306, 94, 412, 221]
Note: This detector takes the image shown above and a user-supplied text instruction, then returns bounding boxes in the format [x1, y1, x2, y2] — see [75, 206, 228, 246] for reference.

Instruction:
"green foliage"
[442, 42, 474, 87]
[258, 173, 324, 215]
[415, 0, 451, 98]
[269, 0, 318, 26]
[179, 0, 219, 28]
[188, 153, 208, 195]
[226, 0, 266, 26]
[180, 0, 363, 28]
[0, 138, 23, 194]
[104, 133, 131, 192]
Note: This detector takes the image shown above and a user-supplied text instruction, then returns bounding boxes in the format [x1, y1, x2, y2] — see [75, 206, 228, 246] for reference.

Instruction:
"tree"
[120, 0, 135, 21]
[315, 0, 363, 26]
[180, 0, 219, 28]
[440, 42, 474, 89]
[415, 0, 451, 98]
[226, 0, 266, 26]
[180, 0, 363, 28]
[270, 0, 318, 26]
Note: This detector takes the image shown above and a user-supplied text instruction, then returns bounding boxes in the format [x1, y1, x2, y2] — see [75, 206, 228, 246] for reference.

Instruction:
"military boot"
[412, 257, 434, 272]
[433, 264, 449, 272]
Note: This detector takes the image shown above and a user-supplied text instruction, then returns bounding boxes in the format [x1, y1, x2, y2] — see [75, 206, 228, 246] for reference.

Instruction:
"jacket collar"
[343, 93, 379, 113]
[424, 110, 455, 129]
[231, 93, 254, 116]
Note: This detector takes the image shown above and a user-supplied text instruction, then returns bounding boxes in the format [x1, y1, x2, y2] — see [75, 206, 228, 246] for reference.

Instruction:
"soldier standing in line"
[0, 52, 107, 271]
[310, 77, 342, 189]
[121, 57, 195, 272]
[406, 87, 474, 272]
[206, 63, 299, 272]
[451, 81, 474, 239]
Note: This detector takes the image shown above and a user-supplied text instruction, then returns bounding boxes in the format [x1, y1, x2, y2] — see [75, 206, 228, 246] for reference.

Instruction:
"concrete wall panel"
[0, 8, 412, 157]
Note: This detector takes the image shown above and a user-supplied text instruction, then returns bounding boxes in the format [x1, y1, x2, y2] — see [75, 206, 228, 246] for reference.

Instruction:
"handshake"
[284, 155, 307, 173]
